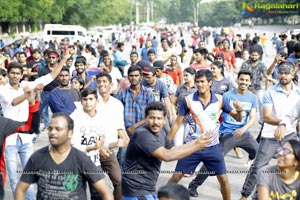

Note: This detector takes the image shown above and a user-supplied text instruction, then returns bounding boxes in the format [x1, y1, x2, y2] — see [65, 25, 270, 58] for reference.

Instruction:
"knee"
[217, 174, 229, 186]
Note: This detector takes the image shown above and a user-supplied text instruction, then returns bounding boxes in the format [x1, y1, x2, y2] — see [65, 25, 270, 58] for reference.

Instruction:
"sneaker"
[32, 133, 40, 143]
[188, 187, 198, 197]
[234, 147, 243, 159]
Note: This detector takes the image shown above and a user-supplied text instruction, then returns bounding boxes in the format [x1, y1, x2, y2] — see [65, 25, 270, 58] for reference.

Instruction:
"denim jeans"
[5, 136, 34, 200]
[36, 91, 50, 134]
[240, 133, 298, 199]
[189, 132, 258, 189]
[117, 147, 127, 170]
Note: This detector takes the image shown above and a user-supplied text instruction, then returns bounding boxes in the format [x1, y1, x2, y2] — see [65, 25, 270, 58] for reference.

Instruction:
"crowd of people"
[0, 26, 300, 200]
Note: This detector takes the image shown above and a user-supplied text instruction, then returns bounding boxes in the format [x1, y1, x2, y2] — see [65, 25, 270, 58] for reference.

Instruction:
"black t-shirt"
[20, 146, 105, 200]
[122, 127, 165, 196]
[38, 65, 60, 92]
[26, 59, 42, 81]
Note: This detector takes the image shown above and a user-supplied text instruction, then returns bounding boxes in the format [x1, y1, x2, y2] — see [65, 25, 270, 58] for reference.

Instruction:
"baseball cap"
[136, 60, 155, 75]
[153, 60, 164, 70]
[278, 62, 295, 75]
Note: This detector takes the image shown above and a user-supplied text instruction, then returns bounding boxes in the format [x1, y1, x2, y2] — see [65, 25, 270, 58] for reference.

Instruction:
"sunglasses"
[277, 146, 292, 155]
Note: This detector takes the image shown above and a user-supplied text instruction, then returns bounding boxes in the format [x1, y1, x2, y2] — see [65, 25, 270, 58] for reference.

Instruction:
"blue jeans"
[240, 133, 298, 199]
[37, 91, 50, 134]
[117, 147, 127, 170]
[5, 136, 35, 200]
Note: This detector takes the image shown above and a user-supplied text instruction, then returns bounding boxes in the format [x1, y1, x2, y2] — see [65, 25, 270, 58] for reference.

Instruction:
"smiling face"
[145, 110, 166, 134]
[96, 76, 112, 95]
[237, 74, 251, 92]
[277, 142, 299, 169]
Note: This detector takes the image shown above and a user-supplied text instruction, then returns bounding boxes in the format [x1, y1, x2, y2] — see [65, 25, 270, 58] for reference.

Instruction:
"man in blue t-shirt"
[187, 70, 259, 197]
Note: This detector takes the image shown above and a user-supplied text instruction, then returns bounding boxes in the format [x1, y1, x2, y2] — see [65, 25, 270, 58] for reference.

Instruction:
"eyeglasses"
[277, 146, 292, 155]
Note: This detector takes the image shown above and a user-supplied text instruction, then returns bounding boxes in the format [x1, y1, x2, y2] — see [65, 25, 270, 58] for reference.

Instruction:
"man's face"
[223, 41, 230, 49]
[146, 40, 152, 48]
[145, 110, 166, 134]
[278, 71, 293, 86]
[66, 59, 73, 68]
[162, 41, 168, 51]
[103, 56, 111, 67]
[143, 73, 155, 85]
[198, 41, 205, 48]
[8, 68, 23, 85]
[75, 63, 86, 74]
[194, 52, 203, 62]
[81, 94, 98, 113]
[48, 116, 72, 148]
[195, 76, 212, 94]
[128, 70, 142, 86]
[32, 52, 41, 60]
[18, 54, 26, 63]
[237, 74, 251, 91]
[250, 52, 260, 62]
[130, 54, 138, 64]
[148, 53, 156, 62]
[96, 76, 112, 95]
[48, 55, 59, 65]
[58, 71, 70, 87]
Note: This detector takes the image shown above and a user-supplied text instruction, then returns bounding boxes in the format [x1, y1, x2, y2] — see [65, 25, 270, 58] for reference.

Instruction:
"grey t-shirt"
[241, 60, 267, 91]
[258, 165, 300, 200]
[211, 77, 234, 95]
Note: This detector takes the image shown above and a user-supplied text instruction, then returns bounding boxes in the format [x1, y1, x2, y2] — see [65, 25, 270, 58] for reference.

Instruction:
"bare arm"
[91, 179, 114, 200]
[263, 106, 281, 126]
[167, 115, 184, 141]
[233, 108, 256, 137]
[14, 181, 30, 200]
[229, 101, 243, 122]
[152, 133, 211, 162]
[127, 119, 146, 135]
[257, 185, 269, 200]
[49, 48, 70, 79]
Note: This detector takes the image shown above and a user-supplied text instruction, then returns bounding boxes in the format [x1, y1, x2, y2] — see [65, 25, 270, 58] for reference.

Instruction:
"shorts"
[175, 144, 226, 175]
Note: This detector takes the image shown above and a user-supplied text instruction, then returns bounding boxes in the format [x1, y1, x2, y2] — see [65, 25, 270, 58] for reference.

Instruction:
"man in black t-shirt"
[15, 113, 113, 200]
[122, 102, 211, 199]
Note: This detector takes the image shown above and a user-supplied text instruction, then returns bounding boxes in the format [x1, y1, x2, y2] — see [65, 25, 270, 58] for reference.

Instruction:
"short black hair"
[81, 87, 98, 99]
[183, 67, 196, 75]
[237, 70, 252, 80]
[145, 102, 167, 117]
[52, 112, 74, 130]
[195, 69, 213, 83]
[158, 184, 190, 200]
[75, 56, 87, 66]
[128, 65, 142, 76]
[7, 62, 23, 73]
[96, 71, 112, 83]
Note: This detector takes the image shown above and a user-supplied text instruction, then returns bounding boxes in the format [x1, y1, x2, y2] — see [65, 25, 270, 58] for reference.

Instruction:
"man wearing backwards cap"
[140, 60, 176, 123]
[240, 61, 300, 200]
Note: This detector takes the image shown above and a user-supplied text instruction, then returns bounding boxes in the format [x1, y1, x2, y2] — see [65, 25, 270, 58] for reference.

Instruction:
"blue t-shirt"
[220, 89, 258, 134]
[141, 79, 169, 102]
